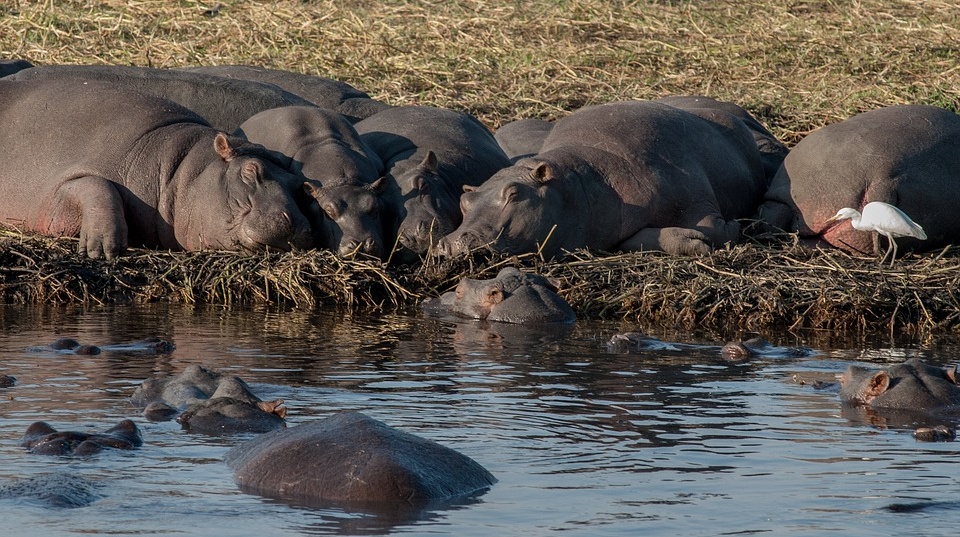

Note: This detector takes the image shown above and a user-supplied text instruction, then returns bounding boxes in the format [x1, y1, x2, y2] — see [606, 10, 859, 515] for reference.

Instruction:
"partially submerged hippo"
[0, 375, 15, 388]
[424, 267, 575, 324]
[6, 64, 314, 131]
[0, 473, 101, 508]
[224, 412, 496, 509]
[181, 64, 390, 123]
[235, 106, 386, 255]
[19, 420, 143, 456]
[131, 365, 286, 434]
[326, 105, 510, 262]
[839, 358, 960, 413]
[0, 79, 312, 259]
[439, 100, 769, 258]
[720, 337, 814, 361]
[755, 105, 960, 255]
[27, 337, 175, 356]
[494, 118, 553, 163]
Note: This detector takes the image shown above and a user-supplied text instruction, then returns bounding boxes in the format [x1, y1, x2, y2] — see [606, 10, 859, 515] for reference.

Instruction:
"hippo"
[19, 420, 143, 456]
[224, 412, 496, 509]
[423, 267, 575, 324]
[180, 64, 391, 123]
[28, 338, 101, 355]
[0, 58, 32, 78]
[755, 105, 960, 255]
[494, 118, 553, 163]
[0, 375, 15, 388]
[438, 100, 769, 258]
[720, 337, 814, 361]
[0, 473, 101, 508]
[131, 365, 286, 434]
[26, 337, 174, 355]
[235, 106, 386, 254]
[0, 79, 313, 259]
[6, 64, 315, 132]
[313, 105, 509, 262]
[839, 359, 960, 429]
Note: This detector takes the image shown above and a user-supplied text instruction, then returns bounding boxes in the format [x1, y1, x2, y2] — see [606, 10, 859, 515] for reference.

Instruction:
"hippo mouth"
[236, 211, 314, 252]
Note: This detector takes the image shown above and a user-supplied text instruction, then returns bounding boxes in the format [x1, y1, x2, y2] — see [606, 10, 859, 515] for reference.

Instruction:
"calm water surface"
[1, 304, 959, 536]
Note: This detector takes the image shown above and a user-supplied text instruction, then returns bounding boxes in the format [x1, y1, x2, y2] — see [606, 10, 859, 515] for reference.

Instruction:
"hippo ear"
[946, 365, 959, 385]
[214, 132, 237, 161]
[240, 160, 265, 185]
[256, 399, 287, 418]
[865, 371, 891, 398]
[486, 286, 504, 305]
[302, 181, 320, 197]
[419, 150, 438, 172]
[369, 177, 387, 194]
[531, 162, 555, 184]
[463, 185, 477, 194]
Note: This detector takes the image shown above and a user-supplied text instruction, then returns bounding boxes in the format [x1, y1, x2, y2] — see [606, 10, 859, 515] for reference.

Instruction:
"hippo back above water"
[439, 100, 769, 258]
[0, 79, 312, 258]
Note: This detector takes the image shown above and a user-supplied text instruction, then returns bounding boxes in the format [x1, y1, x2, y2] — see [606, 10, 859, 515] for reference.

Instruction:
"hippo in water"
[19, 420, 143, 456]
[224, 412, 496, 508]
[0, 473, 102, 508]
[180, 64, 391, 123]
[423, 267, 576, 324]
[27, 337, 175, 356]
[235, 106, 386, 255]
[720, 337, 814, 361]
[0, 79, 313, 259]
[438, 99, 769, 258]
[755, 105, 960, 255]
[131, 365, 286, 434]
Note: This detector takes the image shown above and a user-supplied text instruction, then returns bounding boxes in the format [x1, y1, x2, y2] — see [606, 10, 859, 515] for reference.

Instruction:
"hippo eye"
[501, 185, 520, 203]
[323, 203, 340, 220]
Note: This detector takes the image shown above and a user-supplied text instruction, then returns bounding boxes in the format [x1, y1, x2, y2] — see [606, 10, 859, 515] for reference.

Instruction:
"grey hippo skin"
[180, 64, 391, 123]
[19, 420, 143, 456]
[424, 267, 576, 324]
[494, 118, 554, 163]
[720, 337, 814, 361]
[755, 105, 960, 255]
[337, 105, 511, 263]
[0, 79, 312, 259]
[438, 100, 768, 258]
[27, 336, 175, 356]
[131, 364, 286, 434]
[235, 106, 386, 255]
[0, 473, 102, 508]
[224, 412, 496, 507]
[840, 358, 960, 420]
[6, 64, 313, 132]
[0, 58, 32, 78]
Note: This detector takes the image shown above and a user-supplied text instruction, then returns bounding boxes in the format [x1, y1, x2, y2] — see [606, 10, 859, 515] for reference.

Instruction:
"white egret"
[824, 201, 927, 266]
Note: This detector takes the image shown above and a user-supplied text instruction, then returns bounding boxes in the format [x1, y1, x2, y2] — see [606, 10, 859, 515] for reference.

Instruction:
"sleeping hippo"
[180, 64, 391, 123]
[438, 100, 769, 258]
[19, 420, 143, 456]
[224, 412, 496, 508]
[5, 64, 315, 132]
[423, 267, 576, 324]
[235, 106, 386, 255]
[755, 105, 960, 254]
[131, 365, 286, 434]
[0, 79, 313, 259]
[315, 105, 509, 262]
[494, 118, 553, 163]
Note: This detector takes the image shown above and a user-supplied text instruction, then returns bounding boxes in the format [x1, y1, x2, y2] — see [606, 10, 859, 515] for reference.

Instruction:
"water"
[1, 303, 959, 536]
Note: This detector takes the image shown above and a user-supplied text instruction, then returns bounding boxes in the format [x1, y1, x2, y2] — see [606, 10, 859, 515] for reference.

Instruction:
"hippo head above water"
[839, 358, 960, 414]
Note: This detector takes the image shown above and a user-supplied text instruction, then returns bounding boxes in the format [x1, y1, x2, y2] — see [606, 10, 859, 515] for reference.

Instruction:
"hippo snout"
[242, 209, 314, 252]
[338, 237, 383, 259]
[437, 230, 485, 258]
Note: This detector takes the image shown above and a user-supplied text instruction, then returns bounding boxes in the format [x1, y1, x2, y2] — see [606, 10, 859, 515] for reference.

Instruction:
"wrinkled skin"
[0, 473, 101, 508]
[839, 358, 960, 413]
[0, 79, 313, 259]
[424, 267, 575, 324]
[494, 118, 553, 163]
[349, 106, 511, 263]
[7, 64, 314, 131]
[180, 64, 391, 123]
[755, 105, 960, 255]
[439, 100, 768, 258]
[235, 106, 387, 253]
[224, 412, 496, 508]
[131, 364, 286, 435]
[19, 420, 143, 456]
[720, 337, 814, 361]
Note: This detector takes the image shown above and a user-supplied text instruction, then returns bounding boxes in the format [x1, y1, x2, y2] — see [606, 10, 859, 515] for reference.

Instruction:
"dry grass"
[2, 0, 960, 332]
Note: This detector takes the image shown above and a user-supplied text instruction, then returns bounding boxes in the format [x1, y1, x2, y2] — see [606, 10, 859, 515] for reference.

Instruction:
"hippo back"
[494, 118, 554, 163]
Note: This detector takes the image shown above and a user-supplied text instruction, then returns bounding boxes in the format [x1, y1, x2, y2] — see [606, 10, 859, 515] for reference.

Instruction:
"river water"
[1, 303, 959, 536]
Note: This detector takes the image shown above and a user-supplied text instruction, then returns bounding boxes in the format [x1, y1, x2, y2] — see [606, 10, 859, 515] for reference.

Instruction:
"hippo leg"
[619, 227, 713, 255]
[49, 176, 129, 259]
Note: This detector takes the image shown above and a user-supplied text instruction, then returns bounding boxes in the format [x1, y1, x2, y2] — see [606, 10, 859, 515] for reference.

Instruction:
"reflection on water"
[1, 304, 960, 535]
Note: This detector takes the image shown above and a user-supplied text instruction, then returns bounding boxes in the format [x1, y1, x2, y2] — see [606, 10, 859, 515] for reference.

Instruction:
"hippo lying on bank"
[423, 267, 576, 324]
[235, 106, 386, 255]
[6, 64, 315, 132]
[27, 337, 175, 356]
[0, 79, 312, 259]
[181, 64, 391, 123]
[330, 105, 509, 262]
[839, 358, 960, 428]
[439, 99, 769, 258]
[755, 105, 960, 255]
[0, 473, 101, 508]
[131, 365, 286, 434]
[224, 412, 496, 508]
[19, 420, 142, 456]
